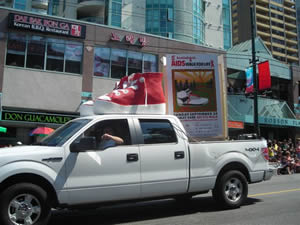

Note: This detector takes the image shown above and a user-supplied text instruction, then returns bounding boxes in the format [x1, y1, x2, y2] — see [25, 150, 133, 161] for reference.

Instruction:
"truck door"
[134, 118, 189, 198]
[64, 118, 141, 205]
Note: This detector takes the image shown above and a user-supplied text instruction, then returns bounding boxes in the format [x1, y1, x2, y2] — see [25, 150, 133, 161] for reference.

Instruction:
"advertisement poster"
[166, 54, 224, 138]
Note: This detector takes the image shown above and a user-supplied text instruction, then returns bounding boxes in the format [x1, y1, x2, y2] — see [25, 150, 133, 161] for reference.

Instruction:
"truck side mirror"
[70, 136, 96, 152]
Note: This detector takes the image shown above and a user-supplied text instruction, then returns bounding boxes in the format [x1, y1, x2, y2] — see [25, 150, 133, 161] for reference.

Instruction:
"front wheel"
[212, 170, 248, 209]
[0, 183, 51, 225]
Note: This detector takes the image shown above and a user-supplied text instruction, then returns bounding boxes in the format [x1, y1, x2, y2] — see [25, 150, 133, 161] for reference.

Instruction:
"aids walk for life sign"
[166, 54, 225, 139]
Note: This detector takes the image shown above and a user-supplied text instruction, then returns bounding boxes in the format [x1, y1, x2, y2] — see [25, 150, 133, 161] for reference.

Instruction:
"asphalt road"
[50, 174, 300, 225]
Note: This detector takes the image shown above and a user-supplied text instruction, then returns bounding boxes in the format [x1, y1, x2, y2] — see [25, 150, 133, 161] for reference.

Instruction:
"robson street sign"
[8, 13, 86, 39]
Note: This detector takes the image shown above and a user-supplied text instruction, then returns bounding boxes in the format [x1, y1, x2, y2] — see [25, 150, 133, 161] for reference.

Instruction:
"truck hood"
[0, 145, 52, 155]
[0, 145, 64, 167]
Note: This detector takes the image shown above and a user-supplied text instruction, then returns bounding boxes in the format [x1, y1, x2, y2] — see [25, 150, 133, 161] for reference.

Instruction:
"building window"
[6, 33, 26, 67]
[143, 53, 157, 72]
[94, 47, 110, 77]
[111, 0, 122, 27]
[6, 33, 83, 75]
[46, 38, 64, 72]
[146, 0, 174, 39]
[65, 42, 83, 74]
[128, 51, 142, 75]
[93, 47, 158, 78]
[13, 0, 26, 10]
[111, 49, 127, 79]
[26, 36, 46, 70]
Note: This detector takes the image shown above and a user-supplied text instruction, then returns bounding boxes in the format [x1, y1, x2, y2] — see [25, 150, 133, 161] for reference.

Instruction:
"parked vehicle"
[0, 114, 272, 225]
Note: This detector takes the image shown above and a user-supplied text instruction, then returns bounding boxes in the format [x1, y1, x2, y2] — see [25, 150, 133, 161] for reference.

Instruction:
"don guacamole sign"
[2, 111, 77, 125]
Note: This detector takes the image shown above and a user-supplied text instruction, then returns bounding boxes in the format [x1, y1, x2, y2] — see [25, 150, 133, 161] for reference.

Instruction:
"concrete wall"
[3, 68, 82, 112]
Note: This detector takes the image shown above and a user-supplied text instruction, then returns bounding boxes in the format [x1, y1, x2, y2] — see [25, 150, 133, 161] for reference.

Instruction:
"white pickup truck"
[0, 114, 272, 225]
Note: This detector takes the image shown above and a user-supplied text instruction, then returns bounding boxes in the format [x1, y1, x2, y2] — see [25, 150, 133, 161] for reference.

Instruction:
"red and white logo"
[71, 25, 81, 37]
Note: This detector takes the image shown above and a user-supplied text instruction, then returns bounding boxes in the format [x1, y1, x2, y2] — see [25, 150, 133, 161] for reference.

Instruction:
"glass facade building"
[0, 0, 230, 49]
[222, 0, 232, 49]
[145, 0, 174, 38]
[193, 0, 205, 44]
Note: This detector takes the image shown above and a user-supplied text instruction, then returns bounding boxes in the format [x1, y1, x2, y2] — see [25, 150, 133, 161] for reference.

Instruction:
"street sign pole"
[250, 6, 260, 138]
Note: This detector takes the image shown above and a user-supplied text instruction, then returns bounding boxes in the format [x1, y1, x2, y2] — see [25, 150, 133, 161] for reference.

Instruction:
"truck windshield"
[37, 119, 91, 146]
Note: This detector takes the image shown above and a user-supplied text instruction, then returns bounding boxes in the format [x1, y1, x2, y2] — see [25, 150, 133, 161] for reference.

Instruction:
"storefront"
[226, 38, 300, 141]
[0, 110, 77, 145]
[0, 8, 224, 145]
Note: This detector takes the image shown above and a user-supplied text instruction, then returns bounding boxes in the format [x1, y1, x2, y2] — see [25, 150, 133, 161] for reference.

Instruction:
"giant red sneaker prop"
[93, 72, 166, 114]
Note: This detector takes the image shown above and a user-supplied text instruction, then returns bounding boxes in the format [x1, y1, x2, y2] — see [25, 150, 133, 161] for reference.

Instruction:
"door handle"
[174, 151, 185, 159]
[127, 153, 139, 162]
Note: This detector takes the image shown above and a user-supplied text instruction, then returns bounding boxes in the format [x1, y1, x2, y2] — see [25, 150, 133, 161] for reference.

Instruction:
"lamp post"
[250, 6, 260, 138]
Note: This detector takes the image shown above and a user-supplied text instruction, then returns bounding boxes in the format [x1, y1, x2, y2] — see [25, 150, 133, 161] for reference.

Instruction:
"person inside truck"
[97, 126, 124, 149]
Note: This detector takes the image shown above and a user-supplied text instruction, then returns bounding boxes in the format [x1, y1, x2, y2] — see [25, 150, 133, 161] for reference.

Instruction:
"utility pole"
[250, 6, 260, 138]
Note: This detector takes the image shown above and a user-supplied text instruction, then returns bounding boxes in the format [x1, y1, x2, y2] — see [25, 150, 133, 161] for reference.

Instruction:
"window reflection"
[26, 36, 46, 70]
[144, 54, 157, 72]
[93, 47, 158, 79]
[111, 49, 126, 79]
[94, 47, 110, 77]
[65, 41, 82, 74]
[6, 33, 26, 67]
[128, 51, 142, 75]
[6, 33, 83, 75]
[46, 38, 64, 72]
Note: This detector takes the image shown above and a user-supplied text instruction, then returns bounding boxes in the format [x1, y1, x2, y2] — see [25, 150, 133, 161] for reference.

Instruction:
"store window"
[128, 51, 142, 75]
[6, 33, 26, 67]
[93, 47, 158, 79]
[144, 53, 157, 72]
[94, 47, 110, 77]
[26, 36, 46, 70]
[46, 38, 65, 72]
[6, 33, 83, 75]
[65, 42, 83, 74]
[111, 49, 127, 79]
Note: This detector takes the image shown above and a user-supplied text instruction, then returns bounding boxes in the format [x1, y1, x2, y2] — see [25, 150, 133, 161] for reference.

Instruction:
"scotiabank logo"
[71, 25, 81, 37]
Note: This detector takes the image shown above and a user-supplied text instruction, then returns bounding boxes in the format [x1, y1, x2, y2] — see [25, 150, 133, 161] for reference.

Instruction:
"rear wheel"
[212, 170, 248, 209]
[0, 183, 51, 225]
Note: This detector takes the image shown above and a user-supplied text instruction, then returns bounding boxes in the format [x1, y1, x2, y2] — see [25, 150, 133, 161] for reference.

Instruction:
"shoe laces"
[112, 76, 148, 105]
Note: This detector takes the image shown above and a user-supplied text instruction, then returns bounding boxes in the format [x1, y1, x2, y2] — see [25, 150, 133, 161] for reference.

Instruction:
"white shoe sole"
[177, 97, 209, 106]
[94, 100, 166, 115]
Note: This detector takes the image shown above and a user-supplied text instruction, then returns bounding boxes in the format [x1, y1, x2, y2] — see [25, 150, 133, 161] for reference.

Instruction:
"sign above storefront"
[8, 13, 86, 39]
[1, 111, 77, 125]
[228, 121, 244, 129]
[111, 32, 146, 47]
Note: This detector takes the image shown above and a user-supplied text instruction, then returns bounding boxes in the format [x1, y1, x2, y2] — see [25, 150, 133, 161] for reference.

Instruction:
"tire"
[0, 183, 51, 225]
[212, 170, 248, 209]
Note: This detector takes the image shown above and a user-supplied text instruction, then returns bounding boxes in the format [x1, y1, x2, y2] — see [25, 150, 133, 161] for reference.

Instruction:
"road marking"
[249, 188, 300, 197]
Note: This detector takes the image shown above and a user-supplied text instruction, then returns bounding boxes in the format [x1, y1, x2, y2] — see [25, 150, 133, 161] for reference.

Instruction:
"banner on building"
[245, 67, 254, 94]
[258, 61, 271, 91]
[166, 54, 224, 138]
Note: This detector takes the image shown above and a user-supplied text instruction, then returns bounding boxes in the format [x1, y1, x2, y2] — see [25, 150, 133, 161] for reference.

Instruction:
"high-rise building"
[296, 0, 300, 56]
[231, 0, 299, 65]
[0, 0, 232, 49]
[145, 0, 231, 49]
